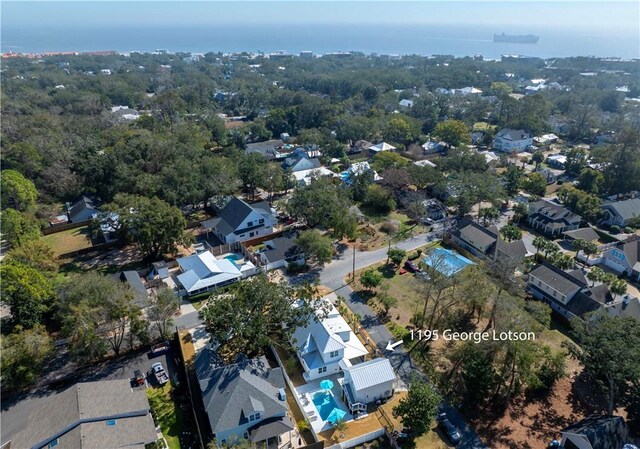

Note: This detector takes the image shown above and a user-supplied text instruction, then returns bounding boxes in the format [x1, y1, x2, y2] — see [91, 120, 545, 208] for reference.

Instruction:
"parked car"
[151, 341, 170, 356]
[151, 362, 169, 385]
[133, 369, 145, 386]
[437, 412, 461, 446]
[404, 260, 420, 273]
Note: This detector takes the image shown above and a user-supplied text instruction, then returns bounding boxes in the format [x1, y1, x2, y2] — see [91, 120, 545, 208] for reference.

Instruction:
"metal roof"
[344, 358, 396, 392]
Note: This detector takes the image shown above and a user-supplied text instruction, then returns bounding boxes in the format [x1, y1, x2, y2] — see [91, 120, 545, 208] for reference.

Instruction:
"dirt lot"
[357, 211, 429, 251]
[42, 226, 93, 256]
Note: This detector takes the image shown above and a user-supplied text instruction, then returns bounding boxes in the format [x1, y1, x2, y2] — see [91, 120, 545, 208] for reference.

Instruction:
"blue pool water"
[312, 391, 347, 423]
[224, 254, 242, 264]
[424, 247, 474, 277]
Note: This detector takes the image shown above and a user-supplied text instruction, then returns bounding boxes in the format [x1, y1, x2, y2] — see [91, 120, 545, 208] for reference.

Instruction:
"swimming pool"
[223, 254, 242, 265]
[423, 247, 474, 277]
[312, 390, 347, 423]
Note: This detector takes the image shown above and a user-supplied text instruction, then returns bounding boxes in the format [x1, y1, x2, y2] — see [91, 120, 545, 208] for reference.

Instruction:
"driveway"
[1, 347, 177, 446]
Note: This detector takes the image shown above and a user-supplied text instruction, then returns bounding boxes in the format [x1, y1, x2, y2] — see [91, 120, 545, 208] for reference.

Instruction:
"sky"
[2, 1, 639, 31]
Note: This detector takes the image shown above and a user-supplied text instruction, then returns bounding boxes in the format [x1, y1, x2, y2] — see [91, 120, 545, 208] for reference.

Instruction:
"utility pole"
[351, 239, 356, 282]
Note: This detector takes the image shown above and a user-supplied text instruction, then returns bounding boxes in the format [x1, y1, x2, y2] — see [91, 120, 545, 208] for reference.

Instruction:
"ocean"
[2, 2, 639, 59]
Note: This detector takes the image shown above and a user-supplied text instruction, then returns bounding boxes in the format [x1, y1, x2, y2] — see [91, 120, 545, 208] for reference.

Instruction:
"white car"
[151, 362, 169, 385]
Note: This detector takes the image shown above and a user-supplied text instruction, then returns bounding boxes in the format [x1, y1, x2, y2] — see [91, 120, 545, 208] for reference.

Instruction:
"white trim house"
[292, 296, 368, 381]
[202, 197, 277, 244]
[340, 358, 396, 414]
[493, 129, 533, 153]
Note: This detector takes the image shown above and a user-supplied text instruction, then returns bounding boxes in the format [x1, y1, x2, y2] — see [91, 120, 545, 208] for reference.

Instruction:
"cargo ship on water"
[494, 33, 539, 44]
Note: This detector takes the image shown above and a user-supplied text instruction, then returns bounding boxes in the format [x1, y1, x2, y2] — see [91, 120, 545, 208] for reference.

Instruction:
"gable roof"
[195, 350, 287, 434]
[530, 199, 582, 225]
[344, 358, 396, 392]
[368, 142, 396, 152]
[456, 219, 498, 249]
[68, 195, 99, 222]
[245, 140, 284, 159]
[496, 129, 531, 141]
[608, 239, 640, 268]
[118, 271, 148, 307]
[261, 236, 301, 264]
[562, 415, 629, 449]
[602, 198, 640, 221]
[529, 262, 587, 296]
[9, 380, 156, 449]
[202, 198, 274, 237]
[563, 227, 600, 242]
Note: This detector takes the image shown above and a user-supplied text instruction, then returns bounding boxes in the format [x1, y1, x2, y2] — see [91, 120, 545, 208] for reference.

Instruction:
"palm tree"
[533, 236, 547, 260]
[583, 241, 599, 261]
[512, 202, 528, 224]
[610, 278, 628, 300]
[532, 151, 545, 171]
[333, 418, 347, 440]
[587, 267, 604, 286]
[572, 238, 586, 253]
[480, 206, 500, 226]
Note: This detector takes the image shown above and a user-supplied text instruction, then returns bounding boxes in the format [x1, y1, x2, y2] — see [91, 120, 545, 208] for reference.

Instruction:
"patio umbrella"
[320, 379, 334, 391]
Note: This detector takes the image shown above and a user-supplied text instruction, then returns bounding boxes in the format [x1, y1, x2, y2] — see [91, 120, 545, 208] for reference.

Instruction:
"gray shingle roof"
[9, 380, 156, 449]
[562, 415, 629, 449]
[602, 198, 640, 221]
[563, 227, 600, 242]
[261, 236, 300, 264]
[245, 140, 284, 159]
[529, 262, 587, 296]
[496, 128, 531, 141]
[68, 195, 99, 222]
[195, 350, 287, 435]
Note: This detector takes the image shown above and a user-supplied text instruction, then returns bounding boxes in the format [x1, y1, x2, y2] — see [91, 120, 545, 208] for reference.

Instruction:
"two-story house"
[492, 128, 533, 153]
[281, 148, 322, 173]
[600, 198, 640, 228]
[340, 358, 396, 414]
[292, 296, 368, 381]
[528, 200, 582, 236]
[202, 197, 277, 244]
[195, 350, 294, 448]
[449, 218, 530, 262]
[526, 262, 613, 321]
[600, 238, 640, 281]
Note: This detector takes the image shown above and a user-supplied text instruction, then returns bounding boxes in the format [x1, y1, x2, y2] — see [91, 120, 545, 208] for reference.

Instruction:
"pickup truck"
[151, 362, 169, 385]
[151, 341, 170, 356]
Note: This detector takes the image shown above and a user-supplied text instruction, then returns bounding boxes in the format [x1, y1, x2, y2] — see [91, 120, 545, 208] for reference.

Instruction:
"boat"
[494, 33, 539, 44]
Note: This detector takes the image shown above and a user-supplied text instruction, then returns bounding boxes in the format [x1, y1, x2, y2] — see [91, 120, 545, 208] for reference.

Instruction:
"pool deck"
[294, 374, 354, 434]
[424, 247, 474, 276]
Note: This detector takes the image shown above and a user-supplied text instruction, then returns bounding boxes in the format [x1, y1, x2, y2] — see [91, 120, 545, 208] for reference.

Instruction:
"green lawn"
[42, 226, 92, 256]
[147, 384, 184, 449]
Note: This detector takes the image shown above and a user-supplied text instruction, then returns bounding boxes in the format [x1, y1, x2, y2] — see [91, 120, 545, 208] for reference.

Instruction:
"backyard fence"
[43, 218, 92, 235]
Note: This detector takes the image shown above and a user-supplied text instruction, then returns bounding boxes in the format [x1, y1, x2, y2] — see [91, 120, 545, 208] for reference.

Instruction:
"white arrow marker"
[385, 340, 403, 351]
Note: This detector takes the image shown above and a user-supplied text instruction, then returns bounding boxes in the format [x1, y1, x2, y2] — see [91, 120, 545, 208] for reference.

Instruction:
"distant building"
[110, 105, 141, 122]
[546, 153, 567, 169]
[100, 69, 111, 75]
[450, 218, 530, 262]
[245, 139, 285, 160]
[600, 238, 640, 281]
[67, 195, 100, 223]
[528, 200, 582, 236]
[493, 129, 533, 153]
[399, 99, 414, 109]
[368, 142, 396, 156]
[422, 141, 446, 154]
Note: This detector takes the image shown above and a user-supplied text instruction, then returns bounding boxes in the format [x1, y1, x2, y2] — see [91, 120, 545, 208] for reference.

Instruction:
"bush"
[286, 262, 308, 274]
[624, 227, 634, 234]
[610, 225, 621, 234]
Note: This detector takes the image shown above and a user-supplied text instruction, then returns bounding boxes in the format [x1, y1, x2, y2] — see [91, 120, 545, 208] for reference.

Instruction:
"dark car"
[437, 412, 461, 446]
[404, 260, 420, 273]
[133, 369, 145, 386]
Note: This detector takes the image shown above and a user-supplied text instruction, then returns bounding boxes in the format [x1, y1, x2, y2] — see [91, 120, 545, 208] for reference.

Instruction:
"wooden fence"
[43, 218, 92, 235]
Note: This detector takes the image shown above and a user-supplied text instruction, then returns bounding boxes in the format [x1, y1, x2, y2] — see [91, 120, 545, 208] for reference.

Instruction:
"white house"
[281, 148, 322, 173]
[347, 161, 382, 182]
[600, 239, 640, 281]
[368, 142, 396, 156]
[100, 69, 112, 75]
[176, 251, 243, 296]
[292, 166, 338, 186]
[492, 129, 533, 153]
[399, 99, 414, 109]
[201, 197, 277, 244]
[292, 296, 368, 381]
[422, 141, 446, 154]
[340, 358, 396, 414]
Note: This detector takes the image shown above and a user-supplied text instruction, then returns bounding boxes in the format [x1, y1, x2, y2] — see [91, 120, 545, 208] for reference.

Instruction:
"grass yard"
[147, 384, 184, 449]
[358, 210, 430, 251]
[43, 226, 92, 256]
[349, 242, 441, 325]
